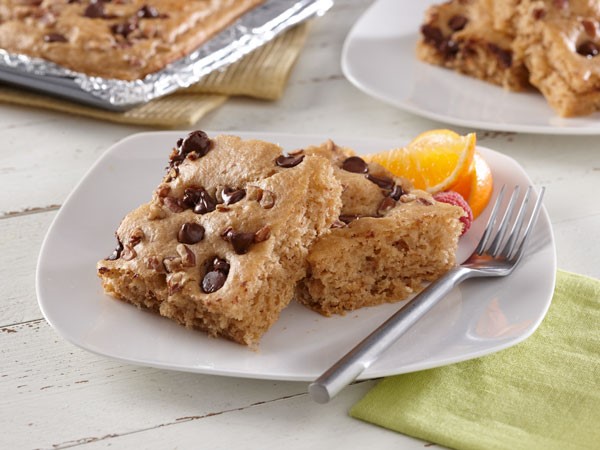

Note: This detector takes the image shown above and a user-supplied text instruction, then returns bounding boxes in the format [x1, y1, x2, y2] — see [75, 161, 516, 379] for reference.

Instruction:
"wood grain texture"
[0, 0, 599, 448]
[0, 211, 56, 326]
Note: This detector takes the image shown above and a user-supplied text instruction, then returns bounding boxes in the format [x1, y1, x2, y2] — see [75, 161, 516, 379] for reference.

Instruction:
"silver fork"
[309, 185, 546, 404]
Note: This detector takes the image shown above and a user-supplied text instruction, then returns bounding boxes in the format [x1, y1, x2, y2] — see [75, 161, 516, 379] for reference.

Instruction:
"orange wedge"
[365, 129, 476, 193]
[449, 152, 493, 219]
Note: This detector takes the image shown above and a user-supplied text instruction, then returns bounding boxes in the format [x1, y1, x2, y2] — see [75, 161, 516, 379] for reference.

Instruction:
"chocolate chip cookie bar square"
[513, 0, 600, 116]
[296, 141, 464, 316]
[97, 131, 342, 346]
[0, 0, 265, 80]
[417, 0, 530, 91]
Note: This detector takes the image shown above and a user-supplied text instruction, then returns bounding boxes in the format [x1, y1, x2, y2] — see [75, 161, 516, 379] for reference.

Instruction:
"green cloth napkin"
[350, 270, 600, 450]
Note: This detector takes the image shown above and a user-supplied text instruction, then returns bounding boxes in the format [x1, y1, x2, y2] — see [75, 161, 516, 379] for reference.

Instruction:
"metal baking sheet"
[0, 0, 333, 111]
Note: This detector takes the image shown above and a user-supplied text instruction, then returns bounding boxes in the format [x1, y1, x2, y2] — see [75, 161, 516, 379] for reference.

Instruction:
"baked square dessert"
[512, 0, 600, 116]
[295, 141, 465, 316]
[97, 131, 342, 346]
[417, 0, 530, 91]
[0, 0, 265, 80]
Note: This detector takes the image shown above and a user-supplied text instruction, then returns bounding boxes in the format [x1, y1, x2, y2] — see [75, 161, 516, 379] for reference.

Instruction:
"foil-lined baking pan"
[0, 0, 333, 111]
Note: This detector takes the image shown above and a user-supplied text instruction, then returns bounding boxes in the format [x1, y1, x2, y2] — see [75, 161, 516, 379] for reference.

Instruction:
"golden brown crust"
[0, 0, 265, 80]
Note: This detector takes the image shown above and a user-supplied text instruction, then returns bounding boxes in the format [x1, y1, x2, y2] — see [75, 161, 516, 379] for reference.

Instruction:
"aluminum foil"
[0, 0, 334, 111]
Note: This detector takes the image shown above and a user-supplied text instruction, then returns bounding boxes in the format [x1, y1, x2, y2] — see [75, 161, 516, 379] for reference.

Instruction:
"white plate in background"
[36, 131, 556, 381]
[342, 0, 600, 134]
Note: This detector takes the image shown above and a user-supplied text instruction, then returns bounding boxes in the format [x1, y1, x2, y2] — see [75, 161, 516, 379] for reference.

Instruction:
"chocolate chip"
[339, 214, 359, 224]
[170, 131, 211, 167]
[532, 8, 546, 19]
[177, 223, 205, 244]
[389, 184, 404, 201]
[181, 188, 201, 208]
[421, 24, 444, 47]
[137, 5, 166, 18]
[378, 197, 396, 215]
[43, 33, 67, 43]
[366, 174, 395, 190]
[439, 38, 459, 58]
[342, 156, 368, 174]
[222, 187, 246, 205]
[275, 154, 304, 168]
[202, 271, 227, 293]
[111, 21, 137, 38]
[194, 191, 216, 214]
[487, 43, 512, 68]
[106, 238, 123, 260]
[577, 40, 599, 58]
[448, 14, 468, 32]
[210, 257, 230, 273]
[180, 130, 211, 156]
[421, 24, 460, 58]
[201, 257, 230, 293]
[83, 2, 103, 18]
[222, 228, 255, 255]
[181, 187, 216, 214]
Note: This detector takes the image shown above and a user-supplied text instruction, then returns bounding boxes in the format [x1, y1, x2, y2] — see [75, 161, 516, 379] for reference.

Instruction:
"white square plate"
[36, 131, 556, 381]
[342, 0, 600, 134]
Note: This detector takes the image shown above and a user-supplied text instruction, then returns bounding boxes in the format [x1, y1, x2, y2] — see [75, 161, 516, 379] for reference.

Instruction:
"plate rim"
[35, 130, 557, 381]
[341, 0, 600, 136]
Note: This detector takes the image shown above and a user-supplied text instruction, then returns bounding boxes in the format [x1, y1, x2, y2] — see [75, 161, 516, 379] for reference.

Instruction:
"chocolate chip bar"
[512, 0, 600, 116]
[418, 0, 600, 116]
[0, 0, 264, 80]
[295, 141, 464, 316]
[416, 0, 530, 91]
[97, 131, 342, 346]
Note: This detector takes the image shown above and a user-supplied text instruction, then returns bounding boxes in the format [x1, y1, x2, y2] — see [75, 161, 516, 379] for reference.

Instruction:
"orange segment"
[457, 152, 493, 219]
[365, 129, 476, 193]
[450, 157, 475, 200]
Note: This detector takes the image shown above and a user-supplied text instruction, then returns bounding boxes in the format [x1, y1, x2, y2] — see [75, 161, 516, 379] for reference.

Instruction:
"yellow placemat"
[0, 23, 308, 127]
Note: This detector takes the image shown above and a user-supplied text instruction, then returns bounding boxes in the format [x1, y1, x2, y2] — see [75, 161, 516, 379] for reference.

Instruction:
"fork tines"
[475, 185, 546, 262]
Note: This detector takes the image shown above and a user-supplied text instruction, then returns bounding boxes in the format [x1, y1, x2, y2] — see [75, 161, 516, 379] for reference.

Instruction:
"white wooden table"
[1, 1, 599, 448]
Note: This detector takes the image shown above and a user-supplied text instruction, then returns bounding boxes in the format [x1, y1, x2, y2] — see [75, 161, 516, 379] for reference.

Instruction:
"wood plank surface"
[0, 0, 599, 448]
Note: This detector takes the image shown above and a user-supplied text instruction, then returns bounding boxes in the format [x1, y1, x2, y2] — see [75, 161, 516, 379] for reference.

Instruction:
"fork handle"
[308, 266, 471, 403]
